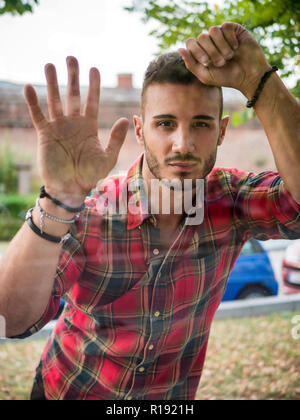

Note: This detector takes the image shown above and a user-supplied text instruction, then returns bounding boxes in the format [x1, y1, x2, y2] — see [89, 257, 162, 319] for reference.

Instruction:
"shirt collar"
[126, 153, 152, 230]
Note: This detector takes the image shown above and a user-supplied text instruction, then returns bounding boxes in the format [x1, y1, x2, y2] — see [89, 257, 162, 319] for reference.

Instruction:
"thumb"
[231, 22, 252, 44]
[106, 117, 129, 159]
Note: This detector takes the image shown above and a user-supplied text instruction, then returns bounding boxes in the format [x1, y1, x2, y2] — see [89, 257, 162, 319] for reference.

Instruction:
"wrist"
[240, 64, 274, 100]
[44, 186, 86, 209]
[32, 204, 71, 237]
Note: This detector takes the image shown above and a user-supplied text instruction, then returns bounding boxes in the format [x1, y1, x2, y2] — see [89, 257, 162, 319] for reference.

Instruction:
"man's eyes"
[157, 121, 209, 128]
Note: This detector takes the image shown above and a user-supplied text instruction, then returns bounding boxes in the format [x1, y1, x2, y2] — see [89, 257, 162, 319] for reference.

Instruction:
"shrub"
[0, 139, 18, 193]
[0, 194, 36, 218]
[0, 193, 36, 241]
[0, 216, 23, 241]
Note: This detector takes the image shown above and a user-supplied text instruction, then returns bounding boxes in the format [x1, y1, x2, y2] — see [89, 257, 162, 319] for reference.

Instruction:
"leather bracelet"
[246, 66, 278, 108]
[40, 186, 86, 214]
[26, 208, 72, 244]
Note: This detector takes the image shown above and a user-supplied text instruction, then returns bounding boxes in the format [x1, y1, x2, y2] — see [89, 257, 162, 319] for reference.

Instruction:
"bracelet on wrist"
[246, 66, 278, 108]
[26, 208, 72, 244]
[40, 186, 86, 214]
[36, 198, 80, 234]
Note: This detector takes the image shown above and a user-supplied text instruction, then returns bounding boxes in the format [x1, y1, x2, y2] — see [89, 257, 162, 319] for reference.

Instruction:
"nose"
[171, 127, 195, 154]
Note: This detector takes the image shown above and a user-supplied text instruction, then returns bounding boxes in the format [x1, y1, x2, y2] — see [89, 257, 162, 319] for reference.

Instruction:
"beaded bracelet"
[40, 186, 86, 214]
[36, 198, 80, 234]
[246, 66, 278, 108]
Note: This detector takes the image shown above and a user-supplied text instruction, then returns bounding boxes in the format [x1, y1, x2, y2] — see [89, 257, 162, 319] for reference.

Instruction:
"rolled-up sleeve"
[232, 169, 300, 240]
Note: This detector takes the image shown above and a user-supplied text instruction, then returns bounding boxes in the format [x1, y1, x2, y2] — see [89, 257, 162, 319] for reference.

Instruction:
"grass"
[0, 311, 299, 400]
[197, 310, 300, 400]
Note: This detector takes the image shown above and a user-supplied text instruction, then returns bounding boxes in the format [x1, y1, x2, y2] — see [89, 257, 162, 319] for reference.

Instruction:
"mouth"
[168, 162, 198, 172]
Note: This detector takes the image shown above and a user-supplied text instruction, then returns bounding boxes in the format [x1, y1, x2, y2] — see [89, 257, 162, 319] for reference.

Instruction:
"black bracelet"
[26, 208, 72, 244]
[246, 66, 278, 108]
[40, 186, 86, 214]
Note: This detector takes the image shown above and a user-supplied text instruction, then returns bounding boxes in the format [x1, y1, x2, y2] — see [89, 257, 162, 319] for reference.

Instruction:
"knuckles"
[208, 26, 222, 36]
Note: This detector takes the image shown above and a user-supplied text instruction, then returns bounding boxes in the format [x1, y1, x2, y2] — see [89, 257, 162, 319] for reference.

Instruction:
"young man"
[0, 22, 299, 400]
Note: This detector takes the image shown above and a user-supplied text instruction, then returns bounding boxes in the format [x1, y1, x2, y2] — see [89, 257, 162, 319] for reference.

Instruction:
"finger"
[105, 118, 129, 159]
[24, 84, 48, 130]
[84, 67, 100, 119]
[196, 32, 227, 67]
[66, 56, 81, 116]
[208, 26, 235, 61]
[220, 22, 239, 50]
[179, 46, 207, 69]
[185, 38, 212, 67]
[45, 63, 64, 120]
[178, 47, 211, 85]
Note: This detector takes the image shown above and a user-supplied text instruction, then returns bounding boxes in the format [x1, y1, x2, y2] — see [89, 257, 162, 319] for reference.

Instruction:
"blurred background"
[1, 0, 300, 278]
[0, 0, 299, 400]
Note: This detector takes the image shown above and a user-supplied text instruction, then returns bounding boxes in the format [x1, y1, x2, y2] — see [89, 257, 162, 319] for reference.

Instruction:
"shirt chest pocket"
[167, 247, 223, 310]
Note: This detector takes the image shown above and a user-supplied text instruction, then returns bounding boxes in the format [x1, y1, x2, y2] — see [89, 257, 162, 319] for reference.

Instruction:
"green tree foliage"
[0, 0, 39, 16]
[125, 0, 300, 99]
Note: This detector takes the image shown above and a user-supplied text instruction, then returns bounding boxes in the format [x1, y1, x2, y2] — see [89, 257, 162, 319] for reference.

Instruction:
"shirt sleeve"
[231, 169, 300, 241]
[11, 212, 87, 339]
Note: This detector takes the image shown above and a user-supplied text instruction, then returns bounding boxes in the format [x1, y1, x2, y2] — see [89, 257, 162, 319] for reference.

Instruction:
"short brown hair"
[141, 52, 223, 120]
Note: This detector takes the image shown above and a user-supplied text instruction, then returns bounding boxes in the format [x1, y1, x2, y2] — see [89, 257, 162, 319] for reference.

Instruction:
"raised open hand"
[24, 57, 129, 205]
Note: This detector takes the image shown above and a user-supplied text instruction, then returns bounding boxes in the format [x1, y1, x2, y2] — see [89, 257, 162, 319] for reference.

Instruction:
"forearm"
[242, 72, 300, 203]
[0, 199, 72, 337]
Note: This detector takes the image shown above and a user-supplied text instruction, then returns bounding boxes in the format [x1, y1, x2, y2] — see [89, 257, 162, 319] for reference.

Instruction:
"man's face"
[134, 82, 229, 186]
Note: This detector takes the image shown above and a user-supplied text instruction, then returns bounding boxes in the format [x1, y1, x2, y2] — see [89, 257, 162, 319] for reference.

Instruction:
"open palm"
[25, 57, 129, 204]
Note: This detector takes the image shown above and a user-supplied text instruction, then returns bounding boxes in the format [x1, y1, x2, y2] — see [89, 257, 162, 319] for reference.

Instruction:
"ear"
[133, 115, 144, 146]
[217, 115, 230, 146]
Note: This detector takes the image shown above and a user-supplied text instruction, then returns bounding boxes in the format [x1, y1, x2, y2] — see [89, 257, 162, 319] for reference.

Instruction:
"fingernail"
[216, 59, 226, 67]
[225, 53, 234, 61]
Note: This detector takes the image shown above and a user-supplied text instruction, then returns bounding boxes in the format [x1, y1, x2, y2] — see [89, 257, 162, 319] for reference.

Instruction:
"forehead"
[142, 82, 221, 120]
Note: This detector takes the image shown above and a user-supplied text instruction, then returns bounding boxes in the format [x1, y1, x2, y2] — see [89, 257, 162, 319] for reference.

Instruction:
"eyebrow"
[152, 114, 216, 120]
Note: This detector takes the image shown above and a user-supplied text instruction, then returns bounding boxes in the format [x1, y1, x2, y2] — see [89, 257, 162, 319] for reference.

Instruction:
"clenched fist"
[179, 22, 272, 99]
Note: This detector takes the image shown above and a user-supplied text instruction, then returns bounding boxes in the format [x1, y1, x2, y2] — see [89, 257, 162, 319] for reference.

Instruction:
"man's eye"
[194, 122, 208, 128]
[158, 121, 174, 127]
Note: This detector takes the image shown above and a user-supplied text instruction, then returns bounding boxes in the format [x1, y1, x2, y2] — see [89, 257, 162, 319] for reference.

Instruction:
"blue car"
[222, 238, 278, 301]
[54, 238, 278, 318]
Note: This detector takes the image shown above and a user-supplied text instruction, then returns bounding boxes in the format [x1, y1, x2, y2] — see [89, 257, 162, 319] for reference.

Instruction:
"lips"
[168, 162, 197, 171]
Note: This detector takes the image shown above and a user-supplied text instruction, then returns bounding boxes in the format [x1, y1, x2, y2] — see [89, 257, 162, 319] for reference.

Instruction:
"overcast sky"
[0, 0, 161, 88]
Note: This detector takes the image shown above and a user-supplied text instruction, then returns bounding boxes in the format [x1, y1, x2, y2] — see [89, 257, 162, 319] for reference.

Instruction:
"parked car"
[222, 238, 278, 301]
[282, 239, 300, 295]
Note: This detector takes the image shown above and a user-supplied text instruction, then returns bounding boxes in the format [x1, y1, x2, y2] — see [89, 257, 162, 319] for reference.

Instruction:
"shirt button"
[153, 248, 160, 256]
[148, 344, 154, 351]
[154, 311, 160, 318]
[139, 367, 145, 373]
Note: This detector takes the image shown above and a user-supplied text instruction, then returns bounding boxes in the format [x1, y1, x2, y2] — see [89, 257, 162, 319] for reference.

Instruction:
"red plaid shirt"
[22, 154, 300, 400]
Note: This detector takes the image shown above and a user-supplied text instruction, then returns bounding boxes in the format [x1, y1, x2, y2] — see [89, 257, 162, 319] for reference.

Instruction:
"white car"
[282, 239, 300, 294]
